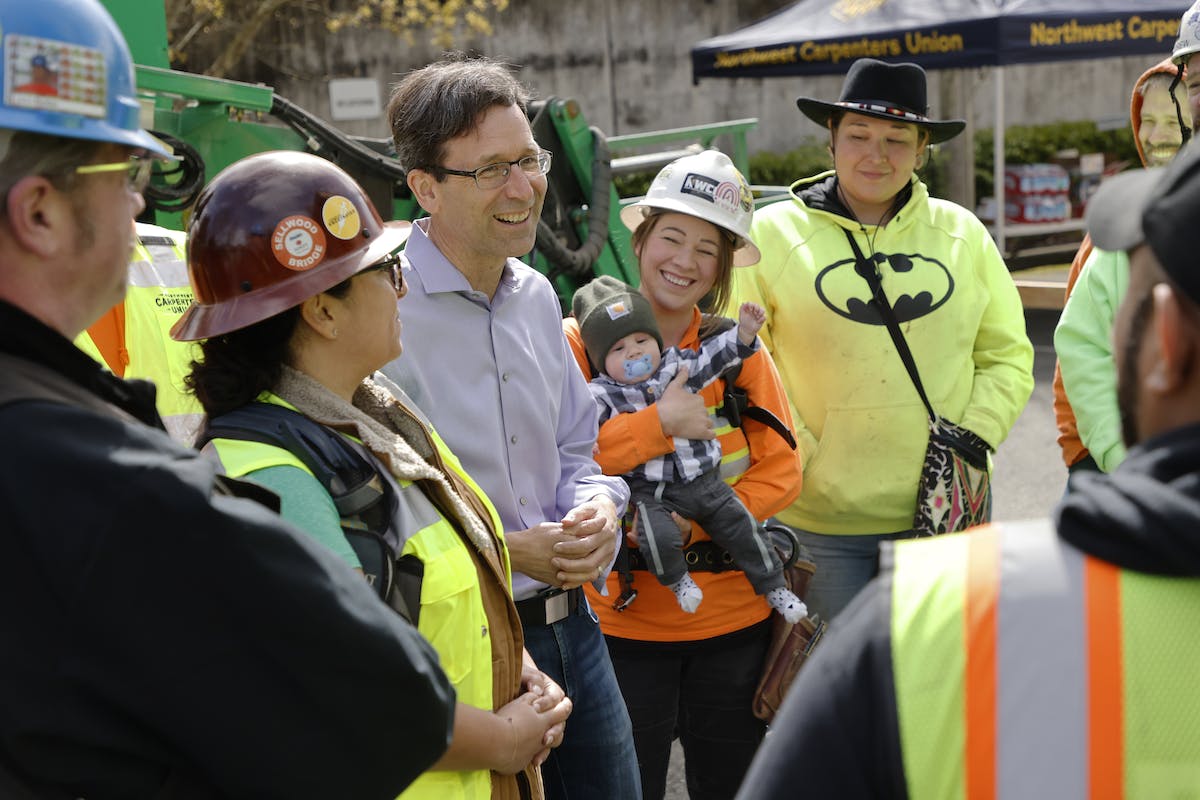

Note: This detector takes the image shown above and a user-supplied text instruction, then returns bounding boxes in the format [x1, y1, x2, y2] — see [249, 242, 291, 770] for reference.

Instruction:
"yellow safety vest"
[208, 394, 505, 800]
[74, 223, 203, 445]
[891, 520, 1200, 799]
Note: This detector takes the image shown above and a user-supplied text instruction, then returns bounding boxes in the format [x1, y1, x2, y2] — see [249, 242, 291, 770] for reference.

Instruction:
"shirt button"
[502, 372, 510, 382]
[510, 435, 518, 444]
[520, 497, 528, 506]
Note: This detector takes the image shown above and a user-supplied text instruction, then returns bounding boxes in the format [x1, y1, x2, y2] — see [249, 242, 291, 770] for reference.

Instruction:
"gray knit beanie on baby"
[572, 276, 663, 375]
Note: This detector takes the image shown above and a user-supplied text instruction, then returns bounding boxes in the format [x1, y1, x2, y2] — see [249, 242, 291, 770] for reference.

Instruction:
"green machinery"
[103, 0, 759, 308]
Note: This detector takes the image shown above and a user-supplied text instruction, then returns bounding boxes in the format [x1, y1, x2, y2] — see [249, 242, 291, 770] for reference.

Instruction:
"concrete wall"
[245, 1, 1163, 185]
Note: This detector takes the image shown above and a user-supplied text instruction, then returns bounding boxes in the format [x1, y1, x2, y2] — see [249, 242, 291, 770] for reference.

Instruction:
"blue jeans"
[522, 596, 642, 800]
[604, 621, 771, 800]
[788, 527, 910, 623]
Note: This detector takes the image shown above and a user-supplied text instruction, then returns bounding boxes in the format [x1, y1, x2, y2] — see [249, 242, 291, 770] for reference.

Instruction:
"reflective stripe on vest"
[74, 223, 202, 445]
[208, 398, 499, 800]
[893, 520, 1200, 800]
[123, 224, 203, 445]
[711, 400, 751, 481]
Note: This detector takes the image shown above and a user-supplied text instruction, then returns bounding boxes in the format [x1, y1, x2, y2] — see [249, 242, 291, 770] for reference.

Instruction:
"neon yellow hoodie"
[729, 174, 1033, 535]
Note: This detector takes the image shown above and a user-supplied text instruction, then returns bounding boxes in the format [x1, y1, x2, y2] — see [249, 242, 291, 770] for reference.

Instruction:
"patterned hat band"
[834, 101, 929, 124]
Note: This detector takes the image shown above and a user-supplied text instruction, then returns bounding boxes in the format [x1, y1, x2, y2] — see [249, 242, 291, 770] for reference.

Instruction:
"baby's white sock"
[670, 573, 703, 613]
[767, 587, 808, 625]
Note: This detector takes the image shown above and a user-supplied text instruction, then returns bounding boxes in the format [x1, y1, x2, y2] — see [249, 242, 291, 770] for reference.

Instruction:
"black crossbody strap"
[841, 228, 938, 423]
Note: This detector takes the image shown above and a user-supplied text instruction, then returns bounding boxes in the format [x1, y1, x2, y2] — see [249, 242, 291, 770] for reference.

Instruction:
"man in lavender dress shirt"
[382, 56, 642, 800]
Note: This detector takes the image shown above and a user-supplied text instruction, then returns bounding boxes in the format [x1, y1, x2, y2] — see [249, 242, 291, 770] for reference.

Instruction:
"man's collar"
[406, 218, 519, 298]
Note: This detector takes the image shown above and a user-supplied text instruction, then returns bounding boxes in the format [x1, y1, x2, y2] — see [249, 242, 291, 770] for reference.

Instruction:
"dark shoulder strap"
[200, 402, 424, 620]
[842, 228, 937, 422]
[700, 314, 797, 450]
[200, 403, 383, 518]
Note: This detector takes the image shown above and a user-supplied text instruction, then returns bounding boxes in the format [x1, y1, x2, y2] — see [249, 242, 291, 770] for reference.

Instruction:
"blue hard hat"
[0, 0, 170, 157]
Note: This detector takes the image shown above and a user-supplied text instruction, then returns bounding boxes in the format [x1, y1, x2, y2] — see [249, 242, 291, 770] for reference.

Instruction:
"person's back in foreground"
[0, 2, 454, 796]
[736, 136, 1200, 800]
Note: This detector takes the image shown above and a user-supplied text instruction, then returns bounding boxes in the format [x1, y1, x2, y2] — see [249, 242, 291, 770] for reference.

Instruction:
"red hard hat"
[171, 150, 411, 341]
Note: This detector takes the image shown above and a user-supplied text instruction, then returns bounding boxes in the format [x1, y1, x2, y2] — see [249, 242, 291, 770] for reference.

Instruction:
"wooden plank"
[1014, 279, 1068, 310]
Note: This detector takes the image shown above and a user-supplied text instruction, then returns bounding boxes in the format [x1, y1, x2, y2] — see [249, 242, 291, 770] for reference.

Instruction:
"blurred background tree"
[167, 0, 509, 78]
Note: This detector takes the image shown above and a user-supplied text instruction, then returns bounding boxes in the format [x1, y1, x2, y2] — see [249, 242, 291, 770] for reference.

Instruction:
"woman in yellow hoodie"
[728, 59, 1034, 623]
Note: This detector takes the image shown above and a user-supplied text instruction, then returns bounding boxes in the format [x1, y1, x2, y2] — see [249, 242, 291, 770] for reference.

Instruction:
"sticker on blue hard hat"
[4, 34, 106, 118]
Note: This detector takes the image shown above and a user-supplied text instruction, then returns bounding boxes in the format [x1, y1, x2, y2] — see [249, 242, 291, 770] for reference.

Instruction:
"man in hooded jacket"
[1054, 56, 1191, 475]
[736, 139, 1200, 800]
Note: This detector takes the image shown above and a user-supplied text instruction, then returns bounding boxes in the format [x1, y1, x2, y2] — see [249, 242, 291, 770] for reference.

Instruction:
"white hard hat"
[1173, 0, 1200, 66]
[620, 150, 761, 267]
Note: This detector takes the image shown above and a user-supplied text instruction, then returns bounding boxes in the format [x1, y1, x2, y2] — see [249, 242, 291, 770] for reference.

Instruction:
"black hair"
[186, 278, 353, 419]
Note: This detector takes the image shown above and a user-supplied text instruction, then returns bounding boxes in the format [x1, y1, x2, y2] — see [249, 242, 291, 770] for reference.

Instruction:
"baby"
[573, 276, 806, 623]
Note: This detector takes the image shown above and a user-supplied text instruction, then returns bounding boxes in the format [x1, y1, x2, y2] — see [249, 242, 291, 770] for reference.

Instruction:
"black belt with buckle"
[515, 586, 582, 627]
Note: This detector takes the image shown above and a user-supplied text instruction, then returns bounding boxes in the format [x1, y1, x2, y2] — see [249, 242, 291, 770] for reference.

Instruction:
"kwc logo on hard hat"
[680, 173, 751, 214]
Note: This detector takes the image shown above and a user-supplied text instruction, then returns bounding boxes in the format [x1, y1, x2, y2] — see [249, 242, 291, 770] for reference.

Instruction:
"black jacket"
[0, 301, 455, 799]
[735, 424, 1200, 799]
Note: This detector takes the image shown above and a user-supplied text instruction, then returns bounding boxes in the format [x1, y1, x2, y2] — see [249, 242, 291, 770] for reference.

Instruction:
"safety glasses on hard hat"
[74, 154, 156, 193]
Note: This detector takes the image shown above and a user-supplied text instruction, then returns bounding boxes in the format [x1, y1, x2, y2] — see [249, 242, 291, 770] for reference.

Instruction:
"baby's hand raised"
[738, 302, 766, 342]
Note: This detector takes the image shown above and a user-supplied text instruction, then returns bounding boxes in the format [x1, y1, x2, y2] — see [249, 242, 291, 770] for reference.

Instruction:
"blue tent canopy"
[693, 0, 1187, 80]
[691, 0, 1189, 253]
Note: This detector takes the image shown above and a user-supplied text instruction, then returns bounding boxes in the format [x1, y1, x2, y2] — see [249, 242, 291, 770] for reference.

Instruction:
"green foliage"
[974, 121, 1138, 198]
[615, 141, 955, 205]
[612, 170, 657, 199]
[747, 141, 952, 198]
[748, 142, 831, 186]
[611, 142, 833, 200]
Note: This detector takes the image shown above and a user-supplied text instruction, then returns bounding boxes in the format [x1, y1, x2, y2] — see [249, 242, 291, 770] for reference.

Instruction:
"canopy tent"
[692, 0, 1188, 251]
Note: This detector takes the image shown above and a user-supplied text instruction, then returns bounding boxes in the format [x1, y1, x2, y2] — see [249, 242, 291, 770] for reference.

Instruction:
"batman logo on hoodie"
[815, 251, 954, 325]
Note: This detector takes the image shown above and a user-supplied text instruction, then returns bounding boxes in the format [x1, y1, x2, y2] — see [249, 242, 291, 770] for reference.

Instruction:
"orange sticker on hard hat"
[272, 215, 327, 271]
[322, 195, 362, 240]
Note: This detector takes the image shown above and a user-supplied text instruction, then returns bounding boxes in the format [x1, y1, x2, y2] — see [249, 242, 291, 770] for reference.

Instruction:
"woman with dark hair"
[728, 58, 1035, 623]
[173, 150, 570, 800]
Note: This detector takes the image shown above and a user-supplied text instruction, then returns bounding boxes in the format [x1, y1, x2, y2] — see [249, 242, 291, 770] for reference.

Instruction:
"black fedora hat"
[796, 58, 966, 144]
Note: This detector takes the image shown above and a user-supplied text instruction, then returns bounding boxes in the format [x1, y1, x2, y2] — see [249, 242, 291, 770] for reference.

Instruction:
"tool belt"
[613, 521, 806, 612]
[626, 540, 743, 573]
[625, 521, 802, 574]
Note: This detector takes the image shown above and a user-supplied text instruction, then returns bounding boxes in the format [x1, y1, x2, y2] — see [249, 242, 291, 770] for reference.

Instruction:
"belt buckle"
[544, 590, 570, 624]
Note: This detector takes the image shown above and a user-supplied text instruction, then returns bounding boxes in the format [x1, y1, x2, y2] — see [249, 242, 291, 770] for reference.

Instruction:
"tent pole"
[993, 66, 1006, 257]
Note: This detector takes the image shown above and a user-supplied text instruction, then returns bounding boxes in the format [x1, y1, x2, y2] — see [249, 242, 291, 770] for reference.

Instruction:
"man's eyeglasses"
[361, 255, 405, 293]
[430, 151, 552, 190]
[75, 155, 156, 193]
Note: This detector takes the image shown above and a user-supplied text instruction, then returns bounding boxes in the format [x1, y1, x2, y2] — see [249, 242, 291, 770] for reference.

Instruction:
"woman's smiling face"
[635, 212, 723, 316]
